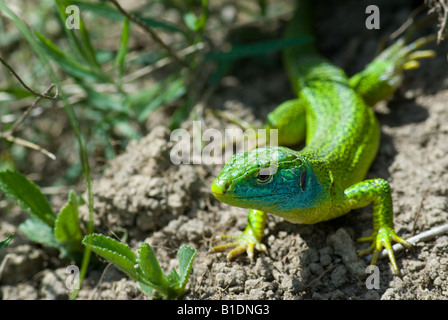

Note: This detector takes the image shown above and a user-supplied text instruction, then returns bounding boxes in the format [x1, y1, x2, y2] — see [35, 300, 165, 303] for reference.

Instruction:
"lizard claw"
[401, 34, 437, 70]
[208, 233, 267, 262]
[357, 227, 413, 276]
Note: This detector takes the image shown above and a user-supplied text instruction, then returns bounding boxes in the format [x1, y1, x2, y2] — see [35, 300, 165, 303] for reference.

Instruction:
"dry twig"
[0, 84, 57, 160]
[426, 0, 448, 43]
[0, 57, 58, 100]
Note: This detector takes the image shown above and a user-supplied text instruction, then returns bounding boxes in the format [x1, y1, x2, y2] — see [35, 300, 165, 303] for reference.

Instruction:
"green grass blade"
[0, 2, 50, 73]
[79, 84, 129, 113]
[0, 170, 55, 227]
[35, 31, 107, 82]
[0, 87, 34, 99]
[71, 0, 123, 20]
[169, 93, 194, 130]
[55, 0, 100, 70]
[205, 35, 313, 61]
[198, 0, 209, 31]
[76, 6, 101, 69]
[136, 76, 186, 122]
[82, 234, 137, 280]
[0, 234, 14, 250]
[71, 0, 184, 34]
[114, 17, 130, 81]
[137, 16, 185, 34]
[54, 0, 87, 63]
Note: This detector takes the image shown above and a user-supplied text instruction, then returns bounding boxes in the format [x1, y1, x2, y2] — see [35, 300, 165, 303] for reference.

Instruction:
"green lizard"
[209, 0, 435, 275]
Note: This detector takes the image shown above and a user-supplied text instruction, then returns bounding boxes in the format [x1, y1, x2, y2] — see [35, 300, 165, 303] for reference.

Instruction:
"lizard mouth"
[211, 178, 286, 200]
[212, 189, 281, 200]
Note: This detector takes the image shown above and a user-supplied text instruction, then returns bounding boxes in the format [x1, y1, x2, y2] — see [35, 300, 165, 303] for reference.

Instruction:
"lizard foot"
[349, 33, 436, 106]
[357, 227, 413, 276]
[208, 232, 267, 262]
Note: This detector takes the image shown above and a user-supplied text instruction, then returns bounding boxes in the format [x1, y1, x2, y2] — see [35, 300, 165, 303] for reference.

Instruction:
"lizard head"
[211, 146, 333, 223]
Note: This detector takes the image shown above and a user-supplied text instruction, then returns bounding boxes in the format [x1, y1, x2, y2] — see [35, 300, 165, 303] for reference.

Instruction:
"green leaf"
[82, 234, 137, 280]
[0, 234, 14, 250]
[68, 189, 79, 213]
[183, 12, 198, 31]
[166, 268, 181, 286]
[137, 243, 196, 299]
[0, 153, 15, 172]
[0, 170, 55, 227]
[35, 32, 107, 82]
[54, 190, 82, 242]
[18, 218, 60, 248]
[137, 243, 168, 287]
[137, 281, 155, 297]
[183, 0, 208, 32]
[177, 244, 197, 291]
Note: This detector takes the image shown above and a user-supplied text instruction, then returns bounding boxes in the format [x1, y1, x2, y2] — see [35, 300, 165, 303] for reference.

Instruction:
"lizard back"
[283, 2, 380, 188]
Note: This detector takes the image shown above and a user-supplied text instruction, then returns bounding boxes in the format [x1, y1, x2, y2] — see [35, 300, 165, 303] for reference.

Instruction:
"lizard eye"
[257, 168, 273, 184]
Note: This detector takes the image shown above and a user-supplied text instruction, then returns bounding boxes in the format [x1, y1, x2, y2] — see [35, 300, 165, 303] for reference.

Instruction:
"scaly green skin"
[210, 0, 434, 275]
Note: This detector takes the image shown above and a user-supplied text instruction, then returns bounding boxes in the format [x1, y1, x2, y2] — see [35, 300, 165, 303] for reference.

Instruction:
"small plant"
[0, 234, 14, 250]
[0, 170, 84, 261]
[82, 233, 196, 299]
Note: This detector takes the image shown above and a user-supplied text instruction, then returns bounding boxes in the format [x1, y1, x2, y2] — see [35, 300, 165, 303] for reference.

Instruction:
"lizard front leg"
[208, 209, 268, 261]
[344, 178, 412, 276]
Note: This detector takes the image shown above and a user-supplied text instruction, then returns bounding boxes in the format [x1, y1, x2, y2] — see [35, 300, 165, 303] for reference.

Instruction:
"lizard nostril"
[211, 179, 229, 195]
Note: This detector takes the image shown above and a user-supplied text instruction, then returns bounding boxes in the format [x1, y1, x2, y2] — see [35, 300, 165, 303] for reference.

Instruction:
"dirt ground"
[1, 0, 448, 300]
